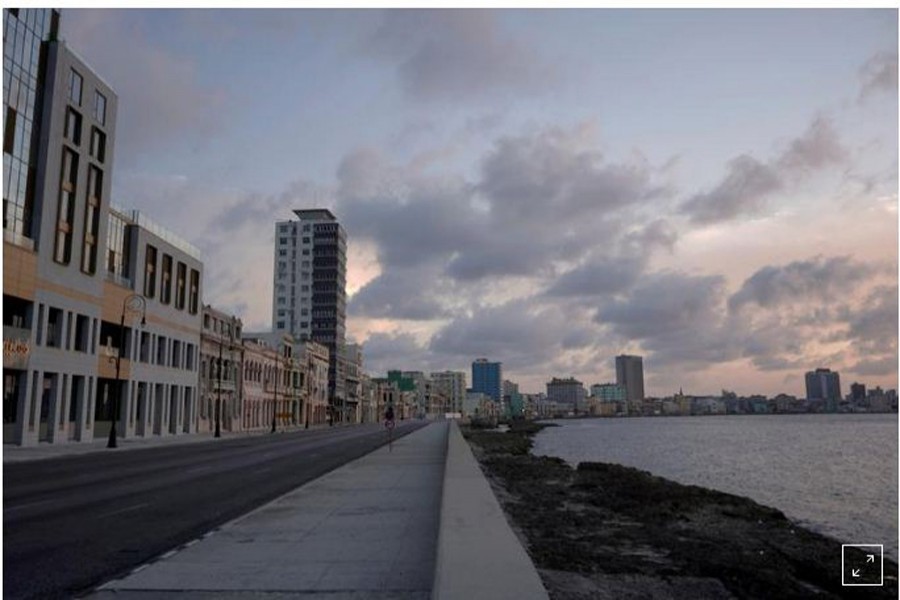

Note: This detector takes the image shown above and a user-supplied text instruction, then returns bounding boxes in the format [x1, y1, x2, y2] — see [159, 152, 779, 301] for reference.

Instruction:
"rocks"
[463, 423, 899, 600]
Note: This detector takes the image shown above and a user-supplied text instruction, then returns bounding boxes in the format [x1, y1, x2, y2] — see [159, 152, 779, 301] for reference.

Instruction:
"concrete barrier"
[432, 420, 549, 600]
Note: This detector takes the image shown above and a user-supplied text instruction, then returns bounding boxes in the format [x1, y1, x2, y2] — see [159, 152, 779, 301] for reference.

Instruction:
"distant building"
[805, 368, 841, 412]
[616, 355, 645, 402]
[546, 377, 586, 412]
[850, 382, 866, 401]
[431, 370, 466, 414]
[591, 383, 626, 402]
[471, 358, 502, 404]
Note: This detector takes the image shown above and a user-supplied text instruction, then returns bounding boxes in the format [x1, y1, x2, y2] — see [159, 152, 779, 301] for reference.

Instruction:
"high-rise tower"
[615, 354, 645, 402]
[471, 358, 502, 404]
[273, 209, 347, 420]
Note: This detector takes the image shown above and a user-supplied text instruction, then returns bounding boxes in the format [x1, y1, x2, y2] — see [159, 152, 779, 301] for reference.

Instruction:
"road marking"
[97, 502, 149, 519]
[4, 498, 54, 513]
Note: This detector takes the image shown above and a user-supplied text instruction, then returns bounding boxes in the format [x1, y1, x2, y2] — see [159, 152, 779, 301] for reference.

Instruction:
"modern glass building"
[471, 358, 502, 404]
[805, 368, 841, 412]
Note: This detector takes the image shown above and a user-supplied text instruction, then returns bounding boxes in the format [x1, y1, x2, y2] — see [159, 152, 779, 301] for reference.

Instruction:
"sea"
[531, 413, 899, 560]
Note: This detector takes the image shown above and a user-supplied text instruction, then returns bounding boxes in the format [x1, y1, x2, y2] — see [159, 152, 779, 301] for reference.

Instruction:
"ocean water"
[532, 413, 899, 560]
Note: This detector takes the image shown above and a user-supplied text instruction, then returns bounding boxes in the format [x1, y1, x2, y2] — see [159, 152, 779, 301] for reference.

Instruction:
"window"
[189, 269, 199, 314]
[302, 237, 310, 243]
[94, 91, 106, 125]
[54, 148, 78, 264]
[81, 166, 102, 274]
[64, 107, 81, 145]
[68, 69, 82, 105]
[279, 237, 287, 245]
[302, 249, 309, 256]
[160, 254, 172, 304]
[90, 127, 105, 162]
[175, 262, 186, 310]
[144, 245, 157, 298]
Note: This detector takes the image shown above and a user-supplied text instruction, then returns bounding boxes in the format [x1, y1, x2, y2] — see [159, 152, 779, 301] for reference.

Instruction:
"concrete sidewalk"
[86, 421, 448, 599]
[80, 420, 548, 599]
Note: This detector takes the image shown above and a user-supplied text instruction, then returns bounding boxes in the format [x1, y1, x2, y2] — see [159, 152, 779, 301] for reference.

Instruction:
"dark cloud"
[349, 269, 451, 321]
[859, 51, 898, 101]
[728, 256, 877, 311]
[366, 10, 556, 101]
[841, 285, 898, 358]
[679, 155, 781, 225]
[429, 300, 595, 371]
[546, 256, 643, 297]
[593, 271, 745, 372]
[336, 123, 668, 285]
[776, 117, 847, 174]
[680, 117, 848, 225]
[360, 332, 432, 375]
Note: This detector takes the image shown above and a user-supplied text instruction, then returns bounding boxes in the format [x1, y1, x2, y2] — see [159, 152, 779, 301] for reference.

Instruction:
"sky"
[59, 7, 898, 397]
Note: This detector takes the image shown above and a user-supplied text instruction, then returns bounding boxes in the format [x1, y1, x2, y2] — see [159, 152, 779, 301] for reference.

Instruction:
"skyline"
[58, 8, 898, 397]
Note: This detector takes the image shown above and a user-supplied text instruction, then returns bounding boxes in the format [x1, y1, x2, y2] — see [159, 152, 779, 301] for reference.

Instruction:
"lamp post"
[271, 356, 279, 433]
[108, 294, 146, 449]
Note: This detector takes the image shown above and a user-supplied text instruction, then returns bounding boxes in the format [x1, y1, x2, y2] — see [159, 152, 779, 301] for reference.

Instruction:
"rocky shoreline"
[463, 421, 898, 600]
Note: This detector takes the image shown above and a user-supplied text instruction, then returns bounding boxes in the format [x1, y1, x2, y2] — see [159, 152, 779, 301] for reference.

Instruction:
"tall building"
[431, 370, 466, 414]
[272, 209, 347, 422]
[850, 382, 866, 401]
[805, 368, 841, 412]
[471, 358, 502, 404]
[546, 377, 586, 411]
[615, 355, 645, 402]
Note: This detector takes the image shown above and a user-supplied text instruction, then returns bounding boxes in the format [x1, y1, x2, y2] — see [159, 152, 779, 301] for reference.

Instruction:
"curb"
[432, 420, 549, 600]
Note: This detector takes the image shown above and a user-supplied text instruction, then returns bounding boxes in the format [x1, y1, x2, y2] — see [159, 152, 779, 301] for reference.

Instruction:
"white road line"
[4, 498, 54, 513]
[97, 502, 149, 519]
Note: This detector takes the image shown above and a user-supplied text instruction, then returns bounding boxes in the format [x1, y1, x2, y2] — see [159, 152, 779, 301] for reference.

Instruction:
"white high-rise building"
[272, 209, 347, 421]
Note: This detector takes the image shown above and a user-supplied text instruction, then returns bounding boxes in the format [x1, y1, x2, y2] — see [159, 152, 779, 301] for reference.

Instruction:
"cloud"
[62, 10, 227, 158]
[776, 117, 847, 174]
[859, 51, 898, 101]
[728, 256, 877, 311]
[680, 117, 848, 225]
[349, 268, 451, 321]
[679, 155, 781, 225]
[594, 271, 746, 374]
[365, 10, 557, 101]
[360, 331, 431, 375]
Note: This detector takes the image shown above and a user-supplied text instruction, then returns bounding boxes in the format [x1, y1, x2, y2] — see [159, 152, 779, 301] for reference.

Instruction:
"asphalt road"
[3, 421, 427, 600]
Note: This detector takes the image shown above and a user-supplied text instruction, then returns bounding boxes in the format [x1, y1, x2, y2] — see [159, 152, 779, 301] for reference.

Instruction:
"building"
[591, 383, 627, 403]
[343, 343, 363, 424]
[272, 209, 347, 421]
[431, 370, 466, 415]
[805, 368, 841, 412]
[546, 377, 586, 413]
[471, 358, 502, 404]
[616, 355, 645, 403]
[199, 306, 242, 435]
[3, 15, 204, 446]
[297, 338, 330, 426]
[850, 382, 866, 401]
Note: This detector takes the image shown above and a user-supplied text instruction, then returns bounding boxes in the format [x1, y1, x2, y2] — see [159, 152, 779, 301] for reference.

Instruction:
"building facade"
[615, 354, 645, 402]
[805, 368, 841, 412]
[471, 358, 502, 404]
[199, 306, 242, 434]
[546, 377, 586, 412]
[431, 370, 466, 415]
[272, 209, 347, 421]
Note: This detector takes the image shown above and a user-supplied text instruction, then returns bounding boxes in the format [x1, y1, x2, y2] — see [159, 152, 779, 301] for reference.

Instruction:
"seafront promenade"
[4, 421, 549, 599]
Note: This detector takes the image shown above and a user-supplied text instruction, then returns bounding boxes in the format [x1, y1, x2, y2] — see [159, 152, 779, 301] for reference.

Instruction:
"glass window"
[94, 90, 106, 125]
[160, 254, 172, 304]
[144, 245, 157, 298]
[68, 69, 82, 105]
[189, 269, 199, 314]
[64, 107, 82, 145]
[175, 262, 186, 310]
[90, 127, 105, 162]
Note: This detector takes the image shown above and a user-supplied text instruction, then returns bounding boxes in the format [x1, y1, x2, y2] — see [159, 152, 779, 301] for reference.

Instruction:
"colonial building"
[199, 305, 242, 434]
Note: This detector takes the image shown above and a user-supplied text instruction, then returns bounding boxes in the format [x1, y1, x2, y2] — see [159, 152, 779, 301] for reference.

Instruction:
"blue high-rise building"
[471, 358, 502, 404]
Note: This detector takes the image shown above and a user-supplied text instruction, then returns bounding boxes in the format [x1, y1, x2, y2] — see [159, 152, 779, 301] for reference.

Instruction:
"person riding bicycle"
[384, 404, 395, 423]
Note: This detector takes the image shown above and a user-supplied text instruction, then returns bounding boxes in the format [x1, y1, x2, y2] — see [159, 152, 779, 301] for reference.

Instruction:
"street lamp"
[271, 356, 279, 433]
[107, 294, 147, 449]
